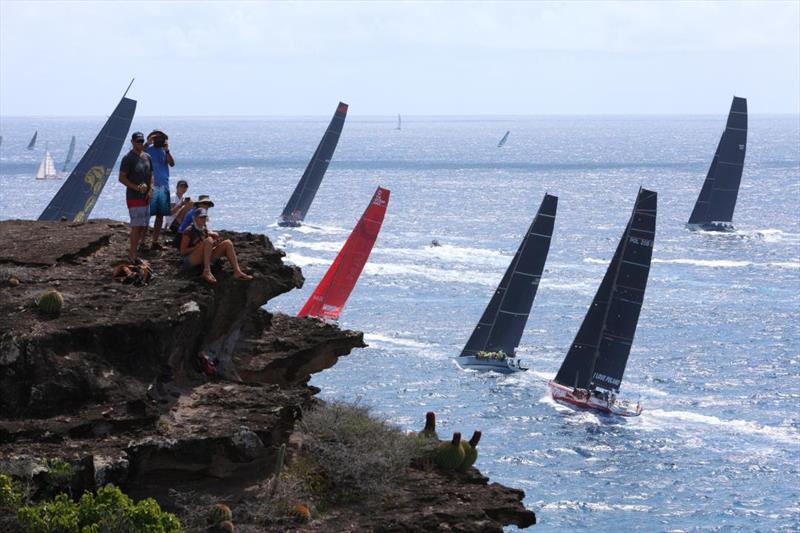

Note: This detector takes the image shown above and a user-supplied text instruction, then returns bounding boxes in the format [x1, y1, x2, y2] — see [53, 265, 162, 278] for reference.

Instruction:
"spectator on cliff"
[118, 131, 153, 263]
[179, 208, 253, 284]
[145, 129, 175, 249]
[166, 179, 191, 232]
[177, 195, 215, 234]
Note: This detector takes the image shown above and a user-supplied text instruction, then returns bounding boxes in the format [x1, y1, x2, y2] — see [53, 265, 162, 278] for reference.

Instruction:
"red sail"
[298, 187, 390, 320]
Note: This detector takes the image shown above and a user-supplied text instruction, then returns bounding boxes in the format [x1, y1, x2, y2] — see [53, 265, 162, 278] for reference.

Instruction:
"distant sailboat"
[687, 96, 747, 232]
[298, 186, 390, 321]
[278, 102, 349, 227]
[62, 135, 76, 172]
[458, 193, 558, 373]
[27, 131, 38, 150]
[497, 130, 510, 148]
[35, 149, 58, 180]
[396, 114, 402, 131]
[39, 81, 137, 222]
[549, 188, 657, 417]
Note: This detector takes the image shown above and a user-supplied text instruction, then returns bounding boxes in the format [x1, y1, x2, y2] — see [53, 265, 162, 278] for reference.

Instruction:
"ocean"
[1, 113, 799, 531]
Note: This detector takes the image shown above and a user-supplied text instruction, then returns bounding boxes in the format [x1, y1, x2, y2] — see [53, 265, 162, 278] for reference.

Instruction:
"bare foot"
[202, 271, 217, 284]
[234, 271, 253, 281]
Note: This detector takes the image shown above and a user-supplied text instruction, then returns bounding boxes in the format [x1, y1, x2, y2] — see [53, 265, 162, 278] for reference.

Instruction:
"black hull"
[686, 222, 735, 233]
[277, 220, 302, 228]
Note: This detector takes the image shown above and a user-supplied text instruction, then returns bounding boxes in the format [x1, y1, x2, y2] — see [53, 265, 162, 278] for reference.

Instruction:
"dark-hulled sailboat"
[62, 135, 76, 172]
[27, 130, 38, 150]
[549, 188, 656, 416]
[278, 102, 349, 227]
[39, 88, 136, 222]
[687, 96, 747, 232]
[458, 193, 558, 374]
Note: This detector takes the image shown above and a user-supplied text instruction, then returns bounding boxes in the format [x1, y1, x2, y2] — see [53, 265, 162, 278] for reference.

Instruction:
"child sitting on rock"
[179, 208, 253, 284]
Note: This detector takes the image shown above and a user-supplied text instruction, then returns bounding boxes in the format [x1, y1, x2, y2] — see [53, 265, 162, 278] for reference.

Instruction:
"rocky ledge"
[0, 219, 535, 531]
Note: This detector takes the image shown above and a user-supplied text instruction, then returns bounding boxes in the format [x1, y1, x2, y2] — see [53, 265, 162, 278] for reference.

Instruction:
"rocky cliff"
[0, 219, 535, 531]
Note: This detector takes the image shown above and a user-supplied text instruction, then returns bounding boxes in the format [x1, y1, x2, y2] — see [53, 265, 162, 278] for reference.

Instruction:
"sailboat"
[27, 130, 38, 150]
[62, 135, 76, 172]
[396, 114, 402, 131]
[35, 148, 58, 180]
[298, 187, 390, 321]
[278, 101, 349, 227]
[549, 188, 657, 417]
[39, 81, 137, 222]
[458, 193, 558, 374]
[497, 130, 510, 148]
[687, 96, 747, 232]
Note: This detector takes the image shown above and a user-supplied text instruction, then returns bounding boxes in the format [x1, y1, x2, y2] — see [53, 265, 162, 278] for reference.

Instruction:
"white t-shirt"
[165, 193, 181, 227]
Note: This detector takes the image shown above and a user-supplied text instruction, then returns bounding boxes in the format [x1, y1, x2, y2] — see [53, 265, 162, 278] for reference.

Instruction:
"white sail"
[36, 151, 58, 179]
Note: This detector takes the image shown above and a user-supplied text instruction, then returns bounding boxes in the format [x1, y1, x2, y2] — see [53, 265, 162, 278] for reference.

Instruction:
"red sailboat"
[298, 186, 390, 320]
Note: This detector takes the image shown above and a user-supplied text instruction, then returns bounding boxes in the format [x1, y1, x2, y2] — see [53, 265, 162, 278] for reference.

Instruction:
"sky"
[1, 0, 798, 116]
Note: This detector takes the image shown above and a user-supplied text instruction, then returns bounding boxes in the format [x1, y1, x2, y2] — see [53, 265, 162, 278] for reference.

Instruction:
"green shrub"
[17, 484, 181, 533]
[0, 474, 23, 511]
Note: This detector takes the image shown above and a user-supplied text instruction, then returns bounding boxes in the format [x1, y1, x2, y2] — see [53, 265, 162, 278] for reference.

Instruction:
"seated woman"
[179, 208, 253, 284]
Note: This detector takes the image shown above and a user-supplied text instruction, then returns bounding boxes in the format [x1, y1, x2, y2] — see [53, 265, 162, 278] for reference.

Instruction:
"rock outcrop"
[0, 219, 535, 531]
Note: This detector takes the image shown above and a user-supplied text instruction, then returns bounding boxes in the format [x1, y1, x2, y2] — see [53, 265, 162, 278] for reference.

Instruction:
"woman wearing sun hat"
[179, 207, 253, 284]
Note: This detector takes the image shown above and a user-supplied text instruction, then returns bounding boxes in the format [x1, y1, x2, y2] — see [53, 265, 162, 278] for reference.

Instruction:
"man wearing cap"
[118, 132, 153, 262]
[166, 179, 190, 232]
[145, 129, 175, 250]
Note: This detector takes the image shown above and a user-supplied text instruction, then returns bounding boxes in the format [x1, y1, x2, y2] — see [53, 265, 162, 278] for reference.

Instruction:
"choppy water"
[1, 113, 799, 532]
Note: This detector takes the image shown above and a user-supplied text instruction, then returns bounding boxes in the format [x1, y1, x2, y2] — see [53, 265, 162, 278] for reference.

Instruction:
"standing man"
[118, 132, 153, 263]
[145, 129, 175, 249]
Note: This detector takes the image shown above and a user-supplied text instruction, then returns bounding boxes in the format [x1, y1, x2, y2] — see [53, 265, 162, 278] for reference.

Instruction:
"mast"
[63, 136, 76, 172]
[554, 188, 657, 392]
[498, 131, 510, 147]
[38, 92, 137, 221]
[298, 187, 390, 320]
[460, 193, 558, 358]
[279, 101, 349, 226]
[688, 96, 747, 225]
[27, 130, 37, 150]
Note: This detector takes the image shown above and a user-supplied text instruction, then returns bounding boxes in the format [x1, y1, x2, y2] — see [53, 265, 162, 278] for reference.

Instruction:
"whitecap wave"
[364, 333, 435, 350]
[645, 409, 800, 445]
[652, 258, 751, 268]
[283, 252, 331, 268]
[363, 262, 495, 285]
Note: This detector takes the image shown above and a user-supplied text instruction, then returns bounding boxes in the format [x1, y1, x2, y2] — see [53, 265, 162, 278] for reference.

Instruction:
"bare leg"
[152, 215, 164, 245]
[210, 239, 252, 280]
[130, 227, 146, 261]
[202, 237, 216, 283]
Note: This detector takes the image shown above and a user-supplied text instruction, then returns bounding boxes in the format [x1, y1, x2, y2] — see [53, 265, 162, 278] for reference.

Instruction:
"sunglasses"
[133, 139, 144, 144]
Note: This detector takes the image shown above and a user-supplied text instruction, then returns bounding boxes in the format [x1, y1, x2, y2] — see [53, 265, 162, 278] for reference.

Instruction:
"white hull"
[457, 355, 527, 374]
[548, 381, 642, 417]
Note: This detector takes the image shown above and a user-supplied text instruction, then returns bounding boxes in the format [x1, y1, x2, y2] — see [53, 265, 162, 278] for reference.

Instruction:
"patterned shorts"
[128, 205, 150, 227]
[149, 185, 171, 216]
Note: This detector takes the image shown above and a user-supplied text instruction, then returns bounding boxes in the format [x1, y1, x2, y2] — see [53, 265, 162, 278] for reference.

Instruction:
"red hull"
[298, 187, 389, 320]
[548, 381, 642, 417]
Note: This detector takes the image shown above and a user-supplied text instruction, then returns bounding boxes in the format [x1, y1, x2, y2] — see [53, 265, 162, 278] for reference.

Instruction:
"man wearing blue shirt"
[145, 129, 175, 250]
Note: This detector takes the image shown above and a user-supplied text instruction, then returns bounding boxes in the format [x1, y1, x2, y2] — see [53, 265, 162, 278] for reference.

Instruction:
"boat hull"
[457, 356, 527, 374]
[686, 222, 735, 233]
[548, 381, 642, 417]
[277, 219, 302, 228]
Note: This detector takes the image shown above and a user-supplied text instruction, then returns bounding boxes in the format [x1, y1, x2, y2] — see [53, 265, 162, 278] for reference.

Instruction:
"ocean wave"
[645, 409, 800, 445]
[364, 333, 435, 350]
[539, 500, 652, 512]
[363, 262, 495, 285]
[283, 252, 331, 268]
[653, 258, 751, 268]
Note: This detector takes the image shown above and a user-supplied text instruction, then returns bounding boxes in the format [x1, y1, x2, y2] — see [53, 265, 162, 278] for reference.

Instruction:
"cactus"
[36, 289, 63, 316]
[269, 443, 286, 497]
[420, 411, 438, 440]
[216, 521, 235, 533]
[434, 432, 466, 470]
[208, 503, 232, 525]
[292, 504, 311, 523]
[458, 430, 481, 471]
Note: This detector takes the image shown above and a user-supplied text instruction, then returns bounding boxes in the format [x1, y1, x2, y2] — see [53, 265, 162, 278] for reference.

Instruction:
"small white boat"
[35, 150, 58, 180]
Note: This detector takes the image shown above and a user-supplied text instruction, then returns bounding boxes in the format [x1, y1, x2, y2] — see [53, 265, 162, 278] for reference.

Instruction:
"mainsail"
[497, 130, 510, 147]
[27, 131, 38, 150]
[298, 187, 390, 320]
[38, 94, 136, 222]
[35, 150, 57, 180]
[688, 96, 747, 226]
[396, 114, 402, 130]
[279, 102, 349, 226]
[554, 188, 657, 392]
[62, 135, 76, 172]
[460, 193, 558, 358]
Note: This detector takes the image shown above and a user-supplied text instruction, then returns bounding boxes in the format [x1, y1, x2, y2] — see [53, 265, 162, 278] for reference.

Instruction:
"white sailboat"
[36, 150, 58, 180]
[396, 114, 402, 130]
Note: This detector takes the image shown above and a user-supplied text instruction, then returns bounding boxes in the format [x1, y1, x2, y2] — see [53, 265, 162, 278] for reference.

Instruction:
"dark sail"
[497, 130, 510, 147]
[38, 96, 136, 222]
[27, 130, 37, 150]
[460, 193, 558, 358]
[554, 188, 657, 392]
[62, 135, 76, 172]
[688, 96, 747, 225]
[279, 102, 349, 226]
